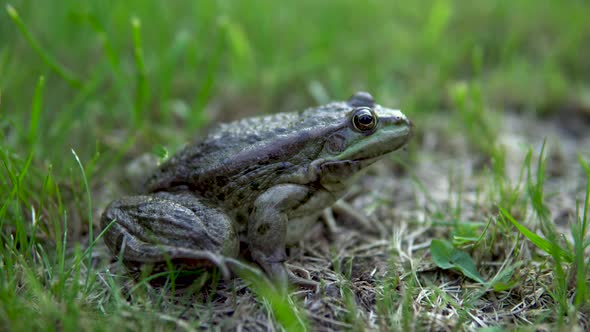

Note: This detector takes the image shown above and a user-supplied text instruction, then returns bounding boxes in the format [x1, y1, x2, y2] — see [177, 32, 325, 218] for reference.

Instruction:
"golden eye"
[352, 107, 377, 132]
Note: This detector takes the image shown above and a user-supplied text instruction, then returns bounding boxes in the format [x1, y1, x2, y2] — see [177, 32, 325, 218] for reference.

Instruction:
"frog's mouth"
[337, 119, 413, 164]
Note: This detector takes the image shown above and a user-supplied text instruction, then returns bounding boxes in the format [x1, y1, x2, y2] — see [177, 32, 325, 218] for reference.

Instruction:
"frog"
[101, 92, 412, 288]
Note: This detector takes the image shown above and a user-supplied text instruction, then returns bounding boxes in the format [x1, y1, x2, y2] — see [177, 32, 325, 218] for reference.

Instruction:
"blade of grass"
[71, 149, 94, 290]
[522, 141, 571, 316]
[233, 265, 309, 331]
[528, 141, 551, 223]
[73, 11, 134, 118]
[5, 4, 81, 87]
[131, 16, 148, 128]
[28, 76, 45, 149]
[573, 155, 590, 306]
[188, 22, 226, 129]
[218, 16, 253, 78]
[499, 207, 572, 262]
[0, 149, 18, 223]
[578, 155, 590, 240]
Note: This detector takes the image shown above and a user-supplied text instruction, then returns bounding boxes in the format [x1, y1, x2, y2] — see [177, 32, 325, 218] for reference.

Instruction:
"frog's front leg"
[248, 184, 317, 289]
[101, 191, 239, 279]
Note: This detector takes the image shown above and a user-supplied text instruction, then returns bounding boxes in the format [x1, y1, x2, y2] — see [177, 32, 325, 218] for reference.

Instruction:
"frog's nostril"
[393, 116, 409, 126]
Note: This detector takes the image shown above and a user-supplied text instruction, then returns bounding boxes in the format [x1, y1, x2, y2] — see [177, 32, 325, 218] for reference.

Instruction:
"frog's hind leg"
[101, 191, 239, 279]
[103, 222, 233, 279]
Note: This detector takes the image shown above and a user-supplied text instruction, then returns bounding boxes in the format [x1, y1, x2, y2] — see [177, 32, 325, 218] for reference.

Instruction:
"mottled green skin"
[101, 92, 412, 286]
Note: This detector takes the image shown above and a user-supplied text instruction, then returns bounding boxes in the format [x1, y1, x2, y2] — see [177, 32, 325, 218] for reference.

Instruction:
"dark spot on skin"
[236, 213, 247, 224]
[257, 223, 270, 236]
[246, 134, 261, 144]
[326, 133, 346, 153]
[304, 189, 315, 204]
[215, 176, 228, 187]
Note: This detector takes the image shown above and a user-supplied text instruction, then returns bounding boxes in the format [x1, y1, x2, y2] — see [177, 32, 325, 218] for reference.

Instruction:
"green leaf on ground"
[431, 239, 486, 283]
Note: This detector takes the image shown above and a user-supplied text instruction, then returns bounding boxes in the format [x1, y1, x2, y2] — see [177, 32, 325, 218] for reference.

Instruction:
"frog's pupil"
[359, 114, 372, 125]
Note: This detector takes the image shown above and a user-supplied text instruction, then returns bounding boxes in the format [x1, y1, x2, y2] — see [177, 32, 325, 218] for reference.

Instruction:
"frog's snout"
[392, 114, 412, 128]
[392, 115, 413, 145]
[389, 114, 413, 135]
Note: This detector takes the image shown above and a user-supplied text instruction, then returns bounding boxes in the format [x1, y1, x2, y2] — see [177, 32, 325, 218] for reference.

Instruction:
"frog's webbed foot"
[249, 249, 290, 291]
[286, 264, 319, 290]
[226, 256, 318, 292]
[283, 265, 318, 291]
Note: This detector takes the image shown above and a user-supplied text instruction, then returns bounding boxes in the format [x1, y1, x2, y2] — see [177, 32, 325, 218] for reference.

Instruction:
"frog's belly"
[285, 187, 342, 244]
[286, 213, 321, 245]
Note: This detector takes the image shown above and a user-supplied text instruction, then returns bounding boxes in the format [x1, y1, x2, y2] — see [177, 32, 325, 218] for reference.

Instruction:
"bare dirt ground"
[95, 109, 590, 331]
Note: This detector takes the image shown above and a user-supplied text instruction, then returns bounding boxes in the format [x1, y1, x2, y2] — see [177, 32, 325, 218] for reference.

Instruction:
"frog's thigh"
[101, 192, 239, 262]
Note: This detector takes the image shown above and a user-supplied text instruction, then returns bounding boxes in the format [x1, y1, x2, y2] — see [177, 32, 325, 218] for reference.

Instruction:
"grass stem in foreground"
[6, 4, 81, 87]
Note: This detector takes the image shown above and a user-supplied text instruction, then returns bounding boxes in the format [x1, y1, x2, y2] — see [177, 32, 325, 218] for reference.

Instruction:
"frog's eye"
[351, 107, 377, 132]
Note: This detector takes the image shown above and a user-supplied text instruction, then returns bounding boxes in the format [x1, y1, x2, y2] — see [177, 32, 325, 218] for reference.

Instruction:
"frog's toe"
[265, 261, 290, 291]
[287, 270, 319, 291]
[257, 259, 318, 291]
[285, 263, 319, 290]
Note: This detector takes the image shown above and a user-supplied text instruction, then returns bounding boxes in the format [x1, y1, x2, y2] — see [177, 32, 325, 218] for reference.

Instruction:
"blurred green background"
[2, 0, 589, 169]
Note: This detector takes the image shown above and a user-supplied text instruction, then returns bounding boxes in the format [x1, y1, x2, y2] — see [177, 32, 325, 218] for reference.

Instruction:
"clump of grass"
[498, 146, 590, 325]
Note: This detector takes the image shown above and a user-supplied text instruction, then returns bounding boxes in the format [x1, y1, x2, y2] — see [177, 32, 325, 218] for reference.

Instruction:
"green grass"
[2, 0, 590, 330]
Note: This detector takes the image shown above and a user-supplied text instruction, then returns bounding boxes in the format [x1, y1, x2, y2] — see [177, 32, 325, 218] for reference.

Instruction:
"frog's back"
[145, 105, 344, 195]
